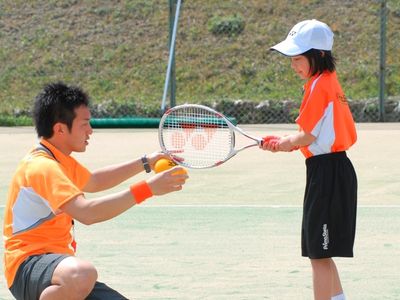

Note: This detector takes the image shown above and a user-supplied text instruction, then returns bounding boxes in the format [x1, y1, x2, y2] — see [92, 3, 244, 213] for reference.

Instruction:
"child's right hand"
[261, 135, 280, 152]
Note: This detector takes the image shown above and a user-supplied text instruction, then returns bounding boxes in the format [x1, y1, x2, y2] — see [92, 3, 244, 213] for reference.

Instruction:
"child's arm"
[262, 131, 315, 152]
[277, 131, 315, 152]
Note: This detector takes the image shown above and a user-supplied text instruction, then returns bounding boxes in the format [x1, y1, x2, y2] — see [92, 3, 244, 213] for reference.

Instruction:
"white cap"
[271, 19, 334, 56]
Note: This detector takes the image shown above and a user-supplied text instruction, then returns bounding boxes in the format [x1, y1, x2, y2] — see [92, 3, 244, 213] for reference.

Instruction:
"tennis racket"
[159, 104, 269, 169]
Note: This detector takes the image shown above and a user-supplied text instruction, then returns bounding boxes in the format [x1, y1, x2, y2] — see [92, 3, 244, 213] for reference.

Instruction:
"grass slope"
[0, 0, 399, 117]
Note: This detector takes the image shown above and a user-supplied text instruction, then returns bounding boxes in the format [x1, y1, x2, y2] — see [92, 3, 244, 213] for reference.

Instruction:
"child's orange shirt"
[296, 71, 357, 158]
[3, 139, 91, 288]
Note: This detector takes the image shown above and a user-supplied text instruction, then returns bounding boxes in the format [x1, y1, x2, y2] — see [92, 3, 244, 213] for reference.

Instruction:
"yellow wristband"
[130, 181, 153, 204]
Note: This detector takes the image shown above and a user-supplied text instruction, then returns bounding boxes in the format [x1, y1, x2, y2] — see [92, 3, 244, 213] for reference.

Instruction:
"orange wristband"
[130, 181, 153, 204]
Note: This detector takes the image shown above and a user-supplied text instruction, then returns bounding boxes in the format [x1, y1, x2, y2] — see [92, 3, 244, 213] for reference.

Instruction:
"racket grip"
[261, 135, 279, 145]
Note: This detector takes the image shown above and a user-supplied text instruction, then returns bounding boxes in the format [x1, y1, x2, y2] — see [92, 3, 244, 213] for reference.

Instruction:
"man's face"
[65, 105, 93, 153]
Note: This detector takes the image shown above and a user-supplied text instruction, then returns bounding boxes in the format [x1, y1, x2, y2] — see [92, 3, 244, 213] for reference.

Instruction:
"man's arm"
[83, 152, 170, 193]
[62, 166, 188, 225]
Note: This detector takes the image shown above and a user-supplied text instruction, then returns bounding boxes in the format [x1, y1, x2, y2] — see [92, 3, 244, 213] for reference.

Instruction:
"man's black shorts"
[302, 151, 357, 259]
[10, 254, 129, 300]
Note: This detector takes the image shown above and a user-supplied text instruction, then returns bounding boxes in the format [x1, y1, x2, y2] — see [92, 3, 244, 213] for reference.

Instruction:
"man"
[3, 82, 188, 300]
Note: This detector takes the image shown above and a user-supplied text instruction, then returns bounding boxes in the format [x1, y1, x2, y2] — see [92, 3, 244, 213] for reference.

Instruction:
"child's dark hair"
[33, 82, 90, 138]
[302, 49, 336, 76]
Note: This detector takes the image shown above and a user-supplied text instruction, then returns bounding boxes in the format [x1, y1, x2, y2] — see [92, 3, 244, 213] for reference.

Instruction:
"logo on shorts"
[322, 224, 329, 250]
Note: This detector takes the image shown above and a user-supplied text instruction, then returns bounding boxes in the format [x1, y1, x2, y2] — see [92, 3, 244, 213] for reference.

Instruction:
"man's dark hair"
[33, 82, 90, 138]
[302, 49, 336, 76]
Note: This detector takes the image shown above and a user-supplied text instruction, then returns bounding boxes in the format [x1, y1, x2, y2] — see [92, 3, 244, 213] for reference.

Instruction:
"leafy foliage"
[208, 14, 245, 37]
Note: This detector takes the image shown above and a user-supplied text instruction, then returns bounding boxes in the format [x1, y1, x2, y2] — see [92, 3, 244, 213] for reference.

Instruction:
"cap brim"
[270, 39, 309, 57]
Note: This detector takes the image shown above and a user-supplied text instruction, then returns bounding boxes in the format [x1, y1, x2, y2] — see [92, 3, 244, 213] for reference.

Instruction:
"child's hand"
[261, 135, 280, 152]
[261, 135, 300, 152]
[277, 136, 293, 152]
[277, 135, 300, 152]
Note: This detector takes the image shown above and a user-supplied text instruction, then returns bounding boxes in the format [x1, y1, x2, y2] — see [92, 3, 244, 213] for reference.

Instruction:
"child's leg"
[310, 258, 343, 300]
[330, 259, 344, 297]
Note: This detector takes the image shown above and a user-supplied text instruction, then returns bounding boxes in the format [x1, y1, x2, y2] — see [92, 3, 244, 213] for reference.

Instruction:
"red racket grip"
[261, 135, 279, 146]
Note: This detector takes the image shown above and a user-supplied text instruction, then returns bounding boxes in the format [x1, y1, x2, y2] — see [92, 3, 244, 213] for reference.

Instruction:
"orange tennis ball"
[154, 158, 187, 175]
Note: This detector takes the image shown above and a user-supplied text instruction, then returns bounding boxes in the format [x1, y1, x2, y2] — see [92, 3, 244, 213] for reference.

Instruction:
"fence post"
[168, 0, 177, 108]
[379, 0, 387, 122]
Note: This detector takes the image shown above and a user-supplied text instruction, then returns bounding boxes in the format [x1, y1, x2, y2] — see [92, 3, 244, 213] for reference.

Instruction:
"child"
[264, 19, 358, 300]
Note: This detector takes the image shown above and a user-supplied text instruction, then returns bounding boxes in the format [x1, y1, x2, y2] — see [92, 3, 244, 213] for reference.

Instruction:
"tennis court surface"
[0, 123, 399, 299]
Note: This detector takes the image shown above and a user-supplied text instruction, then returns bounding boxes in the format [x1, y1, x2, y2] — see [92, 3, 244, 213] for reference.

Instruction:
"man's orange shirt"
[296, 71, 357, 158]
[3, 139, 91, 288]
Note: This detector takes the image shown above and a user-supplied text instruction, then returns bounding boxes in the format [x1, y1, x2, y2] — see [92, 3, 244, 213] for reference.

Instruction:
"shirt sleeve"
[69, 158, 91, 190]
[296, 78, 329, 136]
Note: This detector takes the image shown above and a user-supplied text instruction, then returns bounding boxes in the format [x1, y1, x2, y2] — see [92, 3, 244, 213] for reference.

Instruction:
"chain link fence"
[166, 0, 400, 123]
[0, 1, 399, 124]
[93, 0, 400, 123]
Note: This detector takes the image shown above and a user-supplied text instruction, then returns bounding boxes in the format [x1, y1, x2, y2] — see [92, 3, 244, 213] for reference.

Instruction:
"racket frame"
[159, 104, 264, 169]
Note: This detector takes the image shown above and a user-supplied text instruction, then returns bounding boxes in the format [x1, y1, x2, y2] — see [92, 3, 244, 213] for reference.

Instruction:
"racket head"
[159, 104, 235, 169]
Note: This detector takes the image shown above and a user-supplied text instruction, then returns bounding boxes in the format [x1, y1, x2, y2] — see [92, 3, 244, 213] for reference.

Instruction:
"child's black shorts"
[302, 151, 357, 259]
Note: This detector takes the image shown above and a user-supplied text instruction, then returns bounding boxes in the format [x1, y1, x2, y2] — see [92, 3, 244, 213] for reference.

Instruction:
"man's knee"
[53, 257, 98, 297]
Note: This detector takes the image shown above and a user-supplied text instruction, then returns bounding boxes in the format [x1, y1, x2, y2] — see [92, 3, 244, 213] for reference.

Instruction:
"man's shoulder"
[27, 149, 58, 163]
[22, 150, 60, 175]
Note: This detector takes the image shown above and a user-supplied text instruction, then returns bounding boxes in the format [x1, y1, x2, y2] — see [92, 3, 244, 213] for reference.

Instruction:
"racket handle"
[261, 135, 279, 146]
[262, 135, 300, 151]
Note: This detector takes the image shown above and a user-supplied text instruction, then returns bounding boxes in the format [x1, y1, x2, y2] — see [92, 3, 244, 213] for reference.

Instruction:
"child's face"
[290, 55, 311, 80]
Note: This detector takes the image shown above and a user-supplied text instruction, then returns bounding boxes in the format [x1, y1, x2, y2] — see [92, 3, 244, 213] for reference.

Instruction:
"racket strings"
[161, 106, 233, 168]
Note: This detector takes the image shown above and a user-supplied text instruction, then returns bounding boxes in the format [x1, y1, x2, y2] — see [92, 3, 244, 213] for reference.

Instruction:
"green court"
[0, 124, 399, 299]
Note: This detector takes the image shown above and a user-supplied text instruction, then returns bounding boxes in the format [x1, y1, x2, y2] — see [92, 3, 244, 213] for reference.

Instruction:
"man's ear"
[53, 123, 67, 135]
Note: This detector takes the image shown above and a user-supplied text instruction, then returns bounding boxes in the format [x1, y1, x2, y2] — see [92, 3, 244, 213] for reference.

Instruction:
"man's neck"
[42, 137, 71, 156]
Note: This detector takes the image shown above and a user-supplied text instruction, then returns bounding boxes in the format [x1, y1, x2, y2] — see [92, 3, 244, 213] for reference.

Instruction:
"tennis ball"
[154, 158, 187, 175]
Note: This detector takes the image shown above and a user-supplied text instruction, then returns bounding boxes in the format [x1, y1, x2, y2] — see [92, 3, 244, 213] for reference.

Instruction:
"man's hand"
[146, 152, 172, 171]
[146, 166, 188, 195]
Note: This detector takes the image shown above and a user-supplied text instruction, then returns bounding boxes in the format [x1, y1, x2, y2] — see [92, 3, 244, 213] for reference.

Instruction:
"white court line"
[140, 204, 400, 208]
[0, 205, 399, 209]
[145, 205, 304, 208]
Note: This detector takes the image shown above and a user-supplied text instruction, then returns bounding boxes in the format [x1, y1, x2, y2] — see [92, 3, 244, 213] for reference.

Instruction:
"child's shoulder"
[316, 71, 341, 90]
[320, 71, 337, 81]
